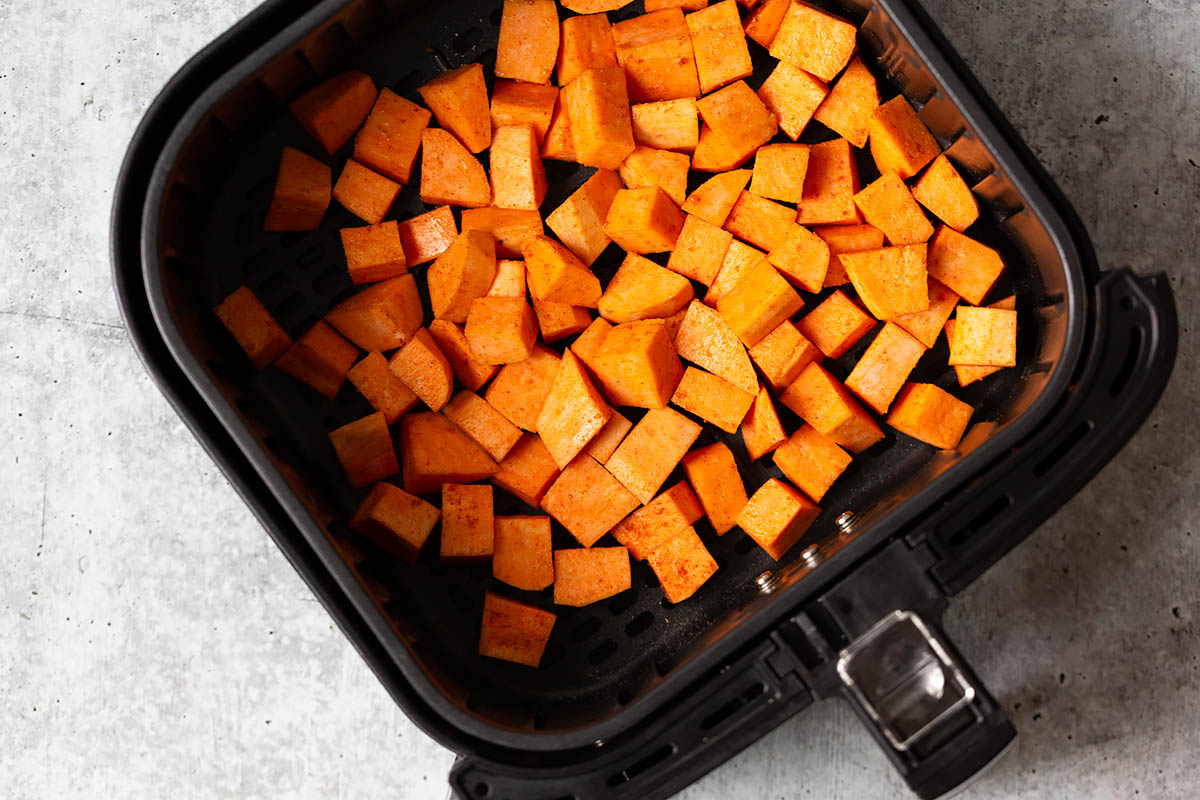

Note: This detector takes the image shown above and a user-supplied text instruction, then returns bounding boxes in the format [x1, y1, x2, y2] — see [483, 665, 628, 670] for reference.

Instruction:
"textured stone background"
[0, 1, 1195, 798]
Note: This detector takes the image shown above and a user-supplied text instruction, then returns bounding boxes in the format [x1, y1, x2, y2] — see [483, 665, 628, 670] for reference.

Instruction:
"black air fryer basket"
[112, 0, 1177, 797]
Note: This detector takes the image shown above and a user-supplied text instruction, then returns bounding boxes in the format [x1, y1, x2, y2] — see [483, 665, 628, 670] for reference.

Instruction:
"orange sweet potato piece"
[869, 95, 940, 180]
[487, 259, 527, 298]
[461, 208, 545, 260]
[680, 441, 746, 534]
[592, 320, 684, 409]
[736, 478, 821, 559]
[417, 63, 492, 153]
[797, 138, 862, 226]
[666, 214, 734, 286]
[744, 0, 790, 48]
[491, 81, 560, 144]
[748, 319, 821, 391]
[751, 143, 811, 204]
[546, 168, 622, 266]
[892, 276, 959, 348]
[325, 273, 423, 351]
[536, 350, 614, 468]
[887, 383, 973, 450]
[329, 411, 398, 489]
[584, 410, 633, 464]
[780, 362, 884, 453]
[768, 223, 831, 293]
[275, 321, 358, 398]
[599, 253, 694, 324]
[673, 300, 758, 394]
[854, 171, 935, 246]
[645, 525, 718, 602]
[541, 453, 641, 546]
[427, 320, 499, 392]
[813, 56, 878, 148]
[491, 125, 548, 211]
[945, 318, 999, 386]
[723, 191, 795, 252]
[741, 386, 788, 461]
[333, 159, 400, 224]
[494, 516, 555, 590]
[496, 0, 560, 85]
[561, 67, 637, 169]
[612, 8, 701, 103]
[686, 0, 754, 94]
[716, 260, 805, 347]
[541, 99, 576, 162]
[350, 482, 440, 561]
[773, 424, 851, 503]
[441, 483, 495, 560]
[533, 300, 592, 342]
[420, 129, 492, 208]
[631, 99, 700, 152]
[554, 547, 631, 606]
[604, 186, 685, 254]
[485, 345, 562, 430]
[696, 80, 778, 156]
[263, 146, 330, 231]
[347, 351, 419, 423]
[844, 322, 927, 414]
[492, 433, 562, 507]
[478, 592, 556, 667]
[841, 244, 931, 320]
[646, 0, 709, 8]
[400, 412, 499, 495]
[949, 307, 1017, 367]
[289, 70, 377, 155]
[927, 226, 1005, 306]
[562, 0, 640, 8]
[671, 367, 755, 433]
[398, 206, 457, 266]
[691, 122, 757, 173]
[769, 2, 856, 81]
[559, 13, 619, 87]
[605, 407, 702, 504]
[213, 286, 292, 369]
[522, 235, 602, 306]
[757, 62, 827, 141]
[341, 221, 407, 285]
[465, 296, 539, 365]
[388, 327, 454, 411]
[610, 481, 703, 559]
[814, 223, 885, 287]
[796, 289, 876, 358]
[428, 230, 497, 323]
[681, 169, 751, 227]
[618, 147, 691, 206]
[912, 154, 979, 232]
[444, 390, 524, 461]
[705, 240, 768, 304]
[353, 89, 431, 185]
[571, 317, 613, 374]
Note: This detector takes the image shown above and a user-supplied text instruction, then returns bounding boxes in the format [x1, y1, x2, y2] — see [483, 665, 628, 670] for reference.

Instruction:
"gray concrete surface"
[0, 1, 1195, 798]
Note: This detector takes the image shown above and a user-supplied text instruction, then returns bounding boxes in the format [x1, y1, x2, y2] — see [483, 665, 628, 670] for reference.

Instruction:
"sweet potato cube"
[673, 300, 758, 394]
[646, 525, 718, 602]
[388, 327, 454, 411]
[773, 425, 851, 503]
[610, 481, 703, 560]
[605, 407, 702, 504]
[892, 276, 959, 348]
[631, 99, 700, 152]
[325, 274, 423, 351]
[796, 289, 876, 358]
[494, 516, 555, 590]
[341, 221, 407, 285]
[329, 411, 398, 489]
[400, 412, 499, 494]
[493, 433, 562, 507]
[478, 592, 556, 667]
[491, 81, 559, 144]
[275, 321, 358, 398]
[646, 0, 709, 9]
[797, 138, 862, 226]
[682, 169, 751, 227]
[887, 383, 973, 450]
[814, 223, 886, 287]
[842, 244, 930, 320]
[724, 191, 795, 252]
[618, 147, 691, 206]
[757, 62, 827, 141]
[691, 121, 758, 172]
[571, 318, 613, 374]
[584, 410, 632, 464]
[461, 208, 545, 260]
[522, 235, 602, 306]
[696, 80, 778, 156]
[332, 159, 400, 224]
[289, 70, 377, 155]
[813, 56, 878, 148]
[604, 186, 685, 254]
[546, 168, 623, 266]
[353, 89, 431, 185]
[491, 126, 548, 211]
[744, 0, 790, 48]
[854, 172, 935, 246]
[769, 2, 855, 82]
[441, 483, 495, 560]
[666, 214, 733, 286]
[428, 230, 497, 323]
[563, 0, 645, 8]
[768, 224, 831, 293]
[742, 387, 788, 461]
[562, 67, 637, 169]
[465, 296, 539, 365]
[263, 146, 330, 231]
[536, 350, 614, 468]
[485, 345, 562, 430]
[687, 0, 753, 94]
[750, 144, 811, 204]
[869, 95, 940, 180]
[781, 362, 884, 453]
[599, 253, 694, 324]
[949, 307, 1017, 367]
[591, 320, 684, 409]
[716, 260, 805, 347]
[348, 351, 419, 423]
[444, 390, 524, 461]
[495, 0, 560, 85]
[533, 300, 592, 342]
[420, 129, 492, 208]
[427, 320, 499, 392]
[912, 154, 979, 232]
[612, 8, 701, 103]
[681, 441, 747, 534]
[350, 482, 440, 562]
[748, 319, 821, 391]
[541, 101, 576, 162]
[945, 319, 1001, 387]
[542, 454, 641, 546]
[417, 63, 492, 153]
[213, 286, 292, 369]
[671, 367, 755, 433]
[736, 478, 821, 560]
[705, 240, 768, 305]
[398, 206, 457, 266]
[927, 226, 1005, 306]
[559, 13, 619, 87]
[845, 322, 927, 414]
[554, 547, 631, 606]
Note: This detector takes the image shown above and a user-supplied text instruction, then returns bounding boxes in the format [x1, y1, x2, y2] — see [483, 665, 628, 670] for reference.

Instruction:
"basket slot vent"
[699, 681, 766, 732]
[606, 743, 676, 788]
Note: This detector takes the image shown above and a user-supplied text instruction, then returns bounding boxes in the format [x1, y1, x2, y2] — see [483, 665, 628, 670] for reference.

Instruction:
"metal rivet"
[756, 570, 781, 594]
[801, 545, 823, 569]
[835, 511, 859, 535]
[593, 738, 606, 748]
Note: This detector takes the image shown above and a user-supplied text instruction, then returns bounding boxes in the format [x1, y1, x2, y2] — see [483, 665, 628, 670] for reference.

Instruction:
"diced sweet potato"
[571, 317, 613, 374]
[542, 453, 641, 546]
[646, 525, 718, 602]
[585, 409, 632, 464]
[495, 0, 560, 85]
[768, 1, 856, 82]
[592, 320, 684, 409]
[348, 351, 419, 423]
[329, 411, 398, 489]
[263, 146, 331, 231]
[781, 362, 884, 453]
[742, 387, 788, 461]
[681, 169, 751, 227]
[536, 350, 614, 468]
[541, 101, 576, 162]
[388, 327, 454, 411]
[844, 322, 927, 414]
[796, 289, 876, 358]
[666, 214, 733, 285]
[443, 389, 524, 461]
[562, 0, 641, 8]
[522, 235, 602, 306]
[750, 144, 811, 204]
[696, 80, 778, 156]
[604, 186, 685, 254]
[491, 125, 548, 211]
[912, 154, 978, 232]
[796, 138, 862, 226]
[494, 516, 555, 590]
[213, 286, 292, 369]
[841, 244, 930, 320]
[610, 481, 703, 559]
[559, 13, 619, 87]
[350, 482, 440, 561]
[892, 276, 959, 348]
[705, 240, 768, 304]
[493, 433, 562, 507]
[736, 478, 820, 560]
[325, 273, 423, 351]
[398, 206, 457, 266]
[631, 99, 700, 152]
[887, 383, 973, 450]
[485, 345, 562, 430]
[748, 319, 821, 390]
[427, 320, 499, 392]
[927, 226, 1005, 306]
[417, 63, 492, 153]
[400, 412, 499, 495]
[553, 547, 631, 606]
[854, 171, 935, 246]
[681, 441, 746, 534]
[442, 483, 495, 560]
[813, 56, 878, 148]
[814, 223, 885, 287]
[723, 191, 795, 252]
[533, 300, 592, 342]
[773, 425, 851, 503]
[744, 0, 790, 48]
[693, 124, 755, 174]
[353, 89, 431, 185]
[686, 0, 753, 94]
[491, 80, 560, 143]
[561, 67, 637, 169]
[332, 159, 400, 224]
[612, 8, 701, 102]
[461, 208, 545, 260]
[673, 300, 758, 394]
[341, 221, 407, 285]
[605, 407, 702, 504]
[478, 592, 556, 667]
[768, 223, 830, 293]
[275, 320, 358, 398]
[428, 230, 497, 323]
[869, 95, 940, 180]
[671, 367, 754, 433]
[717, 260, 805, 347]
[420, 129, 492, 208]
[757, 62, 827, 141]
[546, 168, 622, 266]
[465, 296, 539, 365]
[945, 318, 1000, 386]
[618, 147, 691, 206]
[289, 70, 377, 155]
[949, 307, 1017, 367]
[646, 0, 709, 9]
[599, 253, 694, 324]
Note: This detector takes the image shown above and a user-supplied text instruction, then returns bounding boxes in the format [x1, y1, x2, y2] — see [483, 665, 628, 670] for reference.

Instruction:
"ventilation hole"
[606, 744, 675, 788]
[1121, 295, 1135, 311]
[297, 242, 327, 270]
[488, 6, 502, 25]
[430, 49, 451, 72]
[454, 25, 484, 54]
[655, 659, 673, 677]
[607, 589, 637, 615]
[735, 535, 757, 555]
[473, 781, 489, 797]
[394, 69, 425, 94]
[313, 268, 348, 296]
[1032, 421, 1094, 478]
[700, 683, 766, 731]
[624, 612, 654, 638]
[946, 495, 1012, 548]
[276, 292, 307, 321]
[540, 640, 565, 668]
[660, 596, 675, 610]
[588, 639, 618, 665]
[618, 686, 638, 706]
[1109, 328, 1143, 397]
[572, 617, 602, 642]
[532, 712, 548, 730]
[258, 271, 290, 299]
